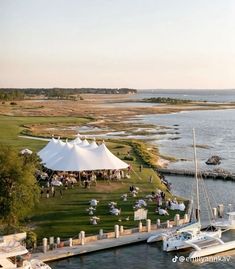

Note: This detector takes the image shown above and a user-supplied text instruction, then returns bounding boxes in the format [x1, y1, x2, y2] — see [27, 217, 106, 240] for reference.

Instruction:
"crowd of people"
[37, 168, 132, 199]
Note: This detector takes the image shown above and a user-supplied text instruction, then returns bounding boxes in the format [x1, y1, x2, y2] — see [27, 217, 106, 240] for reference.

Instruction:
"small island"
[142, 97, 194, 104]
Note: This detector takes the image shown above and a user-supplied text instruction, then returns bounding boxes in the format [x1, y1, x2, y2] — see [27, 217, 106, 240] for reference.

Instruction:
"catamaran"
[148, 129, 235, 258]
[162, 129, 223, 252]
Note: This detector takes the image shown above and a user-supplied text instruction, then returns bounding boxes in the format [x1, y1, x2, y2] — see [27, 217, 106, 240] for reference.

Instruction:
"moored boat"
[212, 211, 235, 230]
[151, 129, 235, 258]
[0, 234, 51, 269]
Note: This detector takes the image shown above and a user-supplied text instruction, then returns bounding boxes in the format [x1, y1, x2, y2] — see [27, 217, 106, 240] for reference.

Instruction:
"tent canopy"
[38, 138, 128, 172]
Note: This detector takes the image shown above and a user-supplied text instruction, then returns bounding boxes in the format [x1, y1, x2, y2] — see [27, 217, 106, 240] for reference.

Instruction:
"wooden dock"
[157, 168, 235, 181]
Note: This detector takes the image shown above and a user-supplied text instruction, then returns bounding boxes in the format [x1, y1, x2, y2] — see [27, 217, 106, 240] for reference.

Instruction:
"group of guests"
[159, 173, 172, 190]
[150, 189, 185, 216]
[40, 185, 63, 199]
[129, 185, 140, 197]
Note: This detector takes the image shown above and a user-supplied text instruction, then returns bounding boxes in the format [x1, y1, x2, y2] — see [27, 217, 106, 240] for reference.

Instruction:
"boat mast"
[193, 128, 200, 224]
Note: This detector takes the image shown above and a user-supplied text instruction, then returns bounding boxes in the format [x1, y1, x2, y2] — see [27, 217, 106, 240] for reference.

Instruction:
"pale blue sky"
[0, 0, 235, 89]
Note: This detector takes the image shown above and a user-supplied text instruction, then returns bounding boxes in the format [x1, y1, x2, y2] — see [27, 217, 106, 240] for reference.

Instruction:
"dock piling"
[157, 219, 161, 228]
[138, 221, 143, 232]
[174, 214, 180, 226]
[146, 219, 151, 232]
[99, 229, 103, 239]
[115, 225, 119, 238]
[218, 204, 224, 218]
[80, 231, 85, 245]
[184, 214, 189, 223]
[42, 238, 48, 253]
[56, 237, 60, 247]
[166, 220, 170, 228]
[212, 208, 218, 219]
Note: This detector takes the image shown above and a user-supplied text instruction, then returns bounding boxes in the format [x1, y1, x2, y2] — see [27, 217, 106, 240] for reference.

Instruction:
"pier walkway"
[32, 230, 167, 263]
[157, 168, 235, 181]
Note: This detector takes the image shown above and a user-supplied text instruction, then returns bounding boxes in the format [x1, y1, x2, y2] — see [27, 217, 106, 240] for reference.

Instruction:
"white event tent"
[38, 138, 62, 161]
[44, 141, 73, 166]
[38, 138, 129, 172]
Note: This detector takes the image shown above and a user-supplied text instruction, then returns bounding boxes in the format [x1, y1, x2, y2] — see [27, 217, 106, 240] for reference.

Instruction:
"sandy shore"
[1, 94, 235, 119]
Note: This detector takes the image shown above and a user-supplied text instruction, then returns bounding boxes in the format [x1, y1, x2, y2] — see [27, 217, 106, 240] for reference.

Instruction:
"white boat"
[162, 129, 235, 258]
[189, 238, 235, 259]
[212, 212, 235, 230]
[161, 129, 227, 253]
[162, 228, 222, 252]
[147, 221, 200, 243]
[0, 236, 51, 269]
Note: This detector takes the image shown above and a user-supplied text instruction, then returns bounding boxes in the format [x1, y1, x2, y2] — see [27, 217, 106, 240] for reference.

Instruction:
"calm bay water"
[50, 90, 235, 269]
[131, 89, 235, 103]
[49, 241, 235, 269]
[141, 109, 235, 173]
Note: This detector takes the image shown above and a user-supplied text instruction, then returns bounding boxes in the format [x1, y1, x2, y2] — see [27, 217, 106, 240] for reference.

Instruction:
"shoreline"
[2, 95, 235, 171]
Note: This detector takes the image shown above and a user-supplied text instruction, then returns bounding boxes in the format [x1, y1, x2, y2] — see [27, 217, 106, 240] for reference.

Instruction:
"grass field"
[0, 115, 91, 151]
[0, 115, 185, 241]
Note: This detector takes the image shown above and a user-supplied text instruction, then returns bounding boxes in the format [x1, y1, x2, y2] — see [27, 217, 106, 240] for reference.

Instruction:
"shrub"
[24, 231, 37, 249]
[123, 156, 135, 161]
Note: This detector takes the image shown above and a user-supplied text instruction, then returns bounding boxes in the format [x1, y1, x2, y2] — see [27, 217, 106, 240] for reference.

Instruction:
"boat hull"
[212, 220, 235, 230]
[163, 230, 222, 252]
[189, 240, 235, 259]
[147, 234, 164, 243]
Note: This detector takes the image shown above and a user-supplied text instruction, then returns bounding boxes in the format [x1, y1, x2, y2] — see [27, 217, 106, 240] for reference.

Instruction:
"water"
[50, 238, 235, 269]
[167, 175, 235, 224]
[140, 109, 235, 173]
[131, 89, 235, 103]
[103, 101, 164, 108]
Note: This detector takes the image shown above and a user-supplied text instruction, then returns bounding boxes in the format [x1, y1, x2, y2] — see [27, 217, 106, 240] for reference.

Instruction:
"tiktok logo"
[172, 256, 178, 263]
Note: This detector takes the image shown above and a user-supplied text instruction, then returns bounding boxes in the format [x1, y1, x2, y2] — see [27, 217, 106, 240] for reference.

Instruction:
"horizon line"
[0, 87, 235, 91]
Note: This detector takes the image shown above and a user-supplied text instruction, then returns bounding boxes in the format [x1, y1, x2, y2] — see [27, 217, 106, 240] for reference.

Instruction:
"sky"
[0, 0, 235, 89]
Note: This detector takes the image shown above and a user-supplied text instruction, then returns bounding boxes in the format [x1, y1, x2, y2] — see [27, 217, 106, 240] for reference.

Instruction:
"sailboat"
[161, 129, 223, 252]
[147, 129, 233, 252]
[160, 129, 235, 258]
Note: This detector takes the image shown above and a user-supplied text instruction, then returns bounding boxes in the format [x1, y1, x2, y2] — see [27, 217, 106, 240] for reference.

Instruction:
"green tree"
[0, 145, 40, 231]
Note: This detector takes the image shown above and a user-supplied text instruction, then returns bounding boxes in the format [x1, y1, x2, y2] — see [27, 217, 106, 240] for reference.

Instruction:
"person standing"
[40, 187, 44, 198]
[59, 187, 63, 198]
[46, 189, 50, 199]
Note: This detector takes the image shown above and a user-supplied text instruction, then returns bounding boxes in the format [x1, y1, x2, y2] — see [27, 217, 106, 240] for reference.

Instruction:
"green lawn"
[0, 115, 90, 151]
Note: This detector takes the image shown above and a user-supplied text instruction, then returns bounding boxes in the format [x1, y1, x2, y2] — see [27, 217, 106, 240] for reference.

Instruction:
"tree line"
[0, 88, 137, 100]
[0, 90, 25, 101]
